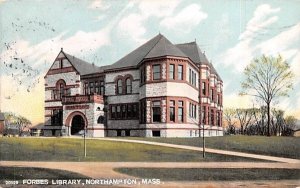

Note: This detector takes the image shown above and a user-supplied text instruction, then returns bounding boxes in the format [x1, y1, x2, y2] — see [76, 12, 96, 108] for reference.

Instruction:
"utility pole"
[84, 109, 87, 158]
[199, 65, 205, 158]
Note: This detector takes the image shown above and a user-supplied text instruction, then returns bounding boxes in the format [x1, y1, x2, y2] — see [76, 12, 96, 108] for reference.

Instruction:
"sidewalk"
[94, 138, 300, 163]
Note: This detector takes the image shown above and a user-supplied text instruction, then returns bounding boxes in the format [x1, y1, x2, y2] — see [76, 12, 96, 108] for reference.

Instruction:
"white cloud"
[116, 0, 181, 44]
[160, 4, 207, 33]
[117, 13, 147, 44]
[258, 23, 300, 55]
[239, 4, 280, 40]
[218, 5, 300, 73]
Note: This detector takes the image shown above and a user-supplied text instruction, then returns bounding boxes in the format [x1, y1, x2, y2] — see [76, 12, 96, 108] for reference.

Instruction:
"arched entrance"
[65, 111, 88, 136]
[71, 115, 85, 135]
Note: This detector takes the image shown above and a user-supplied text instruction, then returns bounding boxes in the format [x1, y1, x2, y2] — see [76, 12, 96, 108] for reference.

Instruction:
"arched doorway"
[71, 115, 85, 135]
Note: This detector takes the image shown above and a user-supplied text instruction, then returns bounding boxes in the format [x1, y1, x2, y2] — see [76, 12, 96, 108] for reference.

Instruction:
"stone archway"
[71, 115, 85, 135]
[65, 111, 88, 136]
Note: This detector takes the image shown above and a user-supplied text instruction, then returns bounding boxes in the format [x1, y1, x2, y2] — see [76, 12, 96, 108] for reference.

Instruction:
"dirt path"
[93, 138, 300, 163]
[1, 161, 300, 179]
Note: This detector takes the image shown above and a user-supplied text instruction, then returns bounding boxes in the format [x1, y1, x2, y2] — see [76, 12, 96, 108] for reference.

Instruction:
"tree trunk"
[267, 103, 271, 136]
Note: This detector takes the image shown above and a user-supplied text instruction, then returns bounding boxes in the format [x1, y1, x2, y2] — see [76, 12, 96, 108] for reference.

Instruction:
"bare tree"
[282, 116, 296, 136]
[224, 108, 237, 134]
[236, 108, 254, 135]
[240, 54, 294, 136]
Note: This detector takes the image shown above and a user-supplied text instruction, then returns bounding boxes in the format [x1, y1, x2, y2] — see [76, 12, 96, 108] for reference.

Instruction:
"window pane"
[169, 64, 175, 79]
[178, 107, 183, 122]
[128, 104, 132, 118]
[178, 65, 183, 80]
[170, 100, 175, 106]
[117, 79, 122, 94]
[170, 107, 175, 122]
[126, 78, 132, 94]
[153, 101, 160, 106]
[153, 107, 161, 122]
[178, 101, 183, 107]
[153, 65, 161, 80]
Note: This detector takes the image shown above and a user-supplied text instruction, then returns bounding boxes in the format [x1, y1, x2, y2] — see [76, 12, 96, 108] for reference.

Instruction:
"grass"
[0, 167, 88, 184]
[121, 135, 300, 159]
[0, 137, 264, 162]
[115, 168, 300, 181]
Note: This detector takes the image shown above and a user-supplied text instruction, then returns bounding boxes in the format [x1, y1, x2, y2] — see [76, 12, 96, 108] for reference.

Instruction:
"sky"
[0, 0, 299, 126]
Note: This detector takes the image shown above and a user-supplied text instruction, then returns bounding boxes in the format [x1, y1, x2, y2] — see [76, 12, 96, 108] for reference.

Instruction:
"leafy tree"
[240, 54, 294, 136]
[3, 112, 31, 135]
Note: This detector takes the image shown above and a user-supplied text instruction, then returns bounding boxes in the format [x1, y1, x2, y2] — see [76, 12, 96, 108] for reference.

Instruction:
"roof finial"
[61, 47, 63, 51]
[203, 51, 206, 55]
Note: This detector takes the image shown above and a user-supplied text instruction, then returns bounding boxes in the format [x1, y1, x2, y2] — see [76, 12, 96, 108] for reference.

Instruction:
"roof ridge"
[142, 34, 163, 60]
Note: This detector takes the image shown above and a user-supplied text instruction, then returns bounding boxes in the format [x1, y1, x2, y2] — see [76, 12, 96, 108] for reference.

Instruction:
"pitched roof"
[63, 52, 105, 75]
[0, 113, 5, 121]
[107, 34, 187, 70]
[175, 42, 210, 65]
[176, 42, 222, 81]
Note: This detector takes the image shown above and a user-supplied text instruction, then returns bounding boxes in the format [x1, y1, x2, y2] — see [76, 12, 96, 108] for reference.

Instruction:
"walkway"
[1, 161, 300, 179]
[93, 138, 300, 163]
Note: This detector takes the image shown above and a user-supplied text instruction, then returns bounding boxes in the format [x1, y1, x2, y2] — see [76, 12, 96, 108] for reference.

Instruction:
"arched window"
[97, 115, 105, 124]
[56, 80, 66, 100]
[117, 79, 122, 94]
[126, 78, 132, 94]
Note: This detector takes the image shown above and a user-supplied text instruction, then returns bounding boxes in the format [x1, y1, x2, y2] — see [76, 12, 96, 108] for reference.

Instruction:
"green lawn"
[121, 136, 300, 159]
[115, 168, 300, 181]
[0, 137, 263, 162]
[0, 167, 88, 184]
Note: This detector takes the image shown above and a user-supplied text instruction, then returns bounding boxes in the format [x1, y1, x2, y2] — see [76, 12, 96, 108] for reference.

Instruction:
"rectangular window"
[84, 82, 89, 95]
[152, 101, 161, 122]
[127, 104, 132, 118]
[153, 65, 161, 80]
[89, 82, 94, 94]
[189, 69, 191, 83]
[133, 104, 138, 118]
[117, 105, 121, 119]
[140, 66, 146, 84]
[140, 101, 146, 123]
[178, 101, 183, 122]
[211, 109, 214, 125]
[125, 130, 130, 136]
[194, 105, 197, 118]
[117, 130, 122, 137]
[51, 109, 62, 126]
[178, 65, 183, 80]
[60, 59, 63, 68]
[211, 89, 214, 101]
[122, 105, 126, 118]
[217, 112, 220, 127]
[193, 72, 196, 86]
[152, 131, 161, 137]
[111, 106, 116, 119]
[100, 81, 104, 95]
[169, 100, 175, 122]
[202, 82, 206, 96]
[169, 64, 175, 79]
[95, 81, 99, 94]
